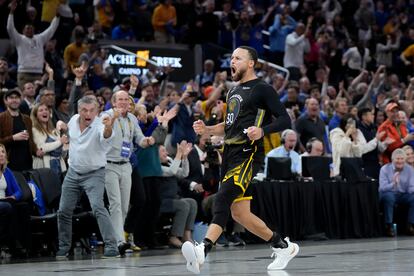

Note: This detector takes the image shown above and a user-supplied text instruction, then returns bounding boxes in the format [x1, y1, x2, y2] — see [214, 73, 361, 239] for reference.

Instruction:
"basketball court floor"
[1, 237, 413, 275]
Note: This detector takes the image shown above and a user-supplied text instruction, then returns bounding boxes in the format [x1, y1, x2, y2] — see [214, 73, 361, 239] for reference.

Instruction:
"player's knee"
[231, 207, 245, 224]
[212, 202, 230, 229]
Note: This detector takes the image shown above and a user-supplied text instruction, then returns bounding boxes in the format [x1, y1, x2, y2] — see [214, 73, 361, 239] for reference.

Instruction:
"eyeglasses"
[43, 93, 55, 97]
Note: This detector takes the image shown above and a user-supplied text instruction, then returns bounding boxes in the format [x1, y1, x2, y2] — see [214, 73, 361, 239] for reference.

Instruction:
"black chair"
[25, 168, 62, 255]
[12, 171, 33, 203]
[340, 157, 369, 182]
[0, 171, 33, 256]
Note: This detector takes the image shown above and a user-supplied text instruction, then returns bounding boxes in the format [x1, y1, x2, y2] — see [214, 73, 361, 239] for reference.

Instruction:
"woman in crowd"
[330, 114, 382, 176]
[402, 145, 414, 168]
[0, 143, 30, 256]
[159, 141, 197, 248]
[31, 103, 68, 179]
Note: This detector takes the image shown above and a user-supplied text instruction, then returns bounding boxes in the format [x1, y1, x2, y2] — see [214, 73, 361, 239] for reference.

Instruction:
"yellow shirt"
[96, 0, 115, 29]
[64, 43, 88, 69]
[41, 0, 66, 23]
[402, 44, 414, 58]
[151, 4, 177, 32]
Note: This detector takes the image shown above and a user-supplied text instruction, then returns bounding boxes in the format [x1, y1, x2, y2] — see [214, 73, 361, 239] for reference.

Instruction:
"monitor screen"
[340, 157, 367, 182]
[301, 156, 332, 181]
[267, 157, 293, 180]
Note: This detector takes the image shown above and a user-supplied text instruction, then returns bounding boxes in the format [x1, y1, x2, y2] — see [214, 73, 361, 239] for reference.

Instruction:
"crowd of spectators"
[1, 0, 414, 258]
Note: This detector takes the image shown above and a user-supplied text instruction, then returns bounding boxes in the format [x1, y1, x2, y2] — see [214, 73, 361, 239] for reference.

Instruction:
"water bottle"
[74, 242, 82, 257]
[90, 233, 98, 251]
[392, 223, 397, 236]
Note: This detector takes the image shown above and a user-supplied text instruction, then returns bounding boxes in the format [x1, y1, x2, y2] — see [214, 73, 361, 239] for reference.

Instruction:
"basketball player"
[181, 46, 298, 274]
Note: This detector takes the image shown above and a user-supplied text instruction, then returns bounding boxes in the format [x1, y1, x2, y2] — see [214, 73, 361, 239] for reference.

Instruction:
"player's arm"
[261, 84, 291, 134]
[193, 120, 225, 136]
[246, 84, 291, 140]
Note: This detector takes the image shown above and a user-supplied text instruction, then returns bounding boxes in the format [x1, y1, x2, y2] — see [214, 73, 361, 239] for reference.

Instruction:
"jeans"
[57, 167, 117, 253]
[379, 191, 414, 224]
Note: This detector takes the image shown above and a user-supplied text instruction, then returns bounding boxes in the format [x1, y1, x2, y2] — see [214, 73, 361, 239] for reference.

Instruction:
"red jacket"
[377, 119, 407, 164]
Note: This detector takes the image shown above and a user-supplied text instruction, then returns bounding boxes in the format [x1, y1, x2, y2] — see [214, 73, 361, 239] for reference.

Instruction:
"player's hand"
[246, 126, 263, 141]
[193, 120, 206, 135]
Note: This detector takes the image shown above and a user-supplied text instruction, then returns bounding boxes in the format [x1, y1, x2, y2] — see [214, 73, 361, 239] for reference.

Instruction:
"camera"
[204, 141, 221, 165]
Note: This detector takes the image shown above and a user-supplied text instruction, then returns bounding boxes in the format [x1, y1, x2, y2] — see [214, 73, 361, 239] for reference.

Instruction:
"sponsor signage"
[102, 42, 198, 82]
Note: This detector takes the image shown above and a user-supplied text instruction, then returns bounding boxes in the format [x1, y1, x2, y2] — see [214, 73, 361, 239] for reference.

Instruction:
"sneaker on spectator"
[102, 249, 120, 258]
[216, 234, 229, 247]
[267, 237, 299, 270]
[55, 249, 69, 259]
[125, 232, 141, 252]
[181, 241, 205, 274]
[227, 233, 246, 246]
[117, 242, 130, 256]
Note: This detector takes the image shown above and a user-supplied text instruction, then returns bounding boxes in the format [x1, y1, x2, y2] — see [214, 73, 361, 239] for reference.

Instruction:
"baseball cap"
[4, 88, 21, 99]
[204, 86, 214, 98]
[385, 102, 399, 112]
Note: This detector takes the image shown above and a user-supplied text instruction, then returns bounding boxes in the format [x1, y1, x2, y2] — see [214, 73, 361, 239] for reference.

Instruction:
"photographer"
[179, 134, 222, 220]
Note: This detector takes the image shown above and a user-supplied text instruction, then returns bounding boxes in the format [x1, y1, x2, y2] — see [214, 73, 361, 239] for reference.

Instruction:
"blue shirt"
[67, 114, 114, 174]
[268, 15, 296, 52]
[379, 163, 414, 194]
[265, 146, 301, 175]
[111, 26, 135, 41]
[2, 168, 22, 201]
[328, 113, 341, 130]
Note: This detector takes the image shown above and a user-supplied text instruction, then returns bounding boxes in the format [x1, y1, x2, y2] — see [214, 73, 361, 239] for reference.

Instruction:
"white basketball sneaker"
[181, 241, 205, 274]
[267, 237, 299, 270]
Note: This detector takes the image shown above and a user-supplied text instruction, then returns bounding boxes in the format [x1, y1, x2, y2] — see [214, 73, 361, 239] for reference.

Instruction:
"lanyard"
[117, 116, 133, 139]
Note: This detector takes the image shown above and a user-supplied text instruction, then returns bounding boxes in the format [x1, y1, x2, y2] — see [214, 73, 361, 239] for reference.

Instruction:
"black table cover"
[251, 179, 382, 240]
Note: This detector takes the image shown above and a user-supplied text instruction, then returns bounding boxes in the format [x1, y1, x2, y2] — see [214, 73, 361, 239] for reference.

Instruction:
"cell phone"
[188, 91, 198, 97]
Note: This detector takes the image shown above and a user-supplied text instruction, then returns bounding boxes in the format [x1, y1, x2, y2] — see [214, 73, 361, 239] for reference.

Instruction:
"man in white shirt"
[56, 96, 119, 258]
[283, 20, 311, 81]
